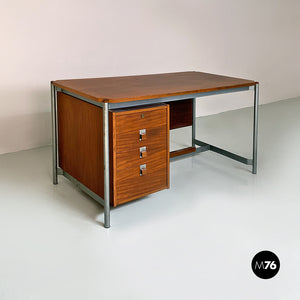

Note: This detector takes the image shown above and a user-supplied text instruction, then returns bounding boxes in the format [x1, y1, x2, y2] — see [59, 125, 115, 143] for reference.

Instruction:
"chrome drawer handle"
[140, 164, 147, 176]
[140, 146, 147, 158]
[139, 129, 146, 141]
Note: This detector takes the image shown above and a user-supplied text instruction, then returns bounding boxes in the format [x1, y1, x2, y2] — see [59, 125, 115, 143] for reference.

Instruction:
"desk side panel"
[57, 92, 105, 199]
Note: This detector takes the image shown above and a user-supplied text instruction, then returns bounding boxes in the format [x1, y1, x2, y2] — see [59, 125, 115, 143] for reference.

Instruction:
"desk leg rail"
[62, 170, 105, 206]
[193, 139, 252, 165]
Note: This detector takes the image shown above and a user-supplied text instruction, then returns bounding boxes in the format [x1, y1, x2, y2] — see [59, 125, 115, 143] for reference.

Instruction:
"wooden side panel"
[168, 99, 193, 129]
[57, 92, 104, 198]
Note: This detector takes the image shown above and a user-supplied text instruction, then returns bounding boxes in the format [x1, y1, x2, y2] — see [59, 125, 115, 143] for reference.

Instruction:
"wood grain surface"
[113, 104, 167, 133]
[57, 92, 105, 197]
[170, 147, 196, 158]
[115, 125, 167, 152]
[52, 71, 257, 103]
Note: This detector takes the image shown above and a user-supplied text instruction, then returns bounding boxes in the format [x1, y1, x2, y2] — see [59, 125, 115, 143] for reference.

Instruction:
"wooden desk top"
[52, 71, 257, 104]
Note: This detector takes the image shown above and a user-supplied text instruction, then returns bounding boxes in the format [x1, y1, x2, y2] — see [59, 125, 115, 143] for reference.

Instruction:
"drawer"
[114, 154, 168, 205]
[114, 124, 167, 152]
[112, 105, 168, 134]
[115, 148, 167, 182]
[115, 143, 167, 170]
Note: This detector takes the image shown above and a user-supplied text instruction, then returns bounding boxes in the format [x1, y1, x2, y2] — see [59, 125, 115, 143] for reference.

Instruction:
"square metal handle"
[140, 146, 147, 158]
[140, 164, 147, 176]
[139, 129, 146, 141]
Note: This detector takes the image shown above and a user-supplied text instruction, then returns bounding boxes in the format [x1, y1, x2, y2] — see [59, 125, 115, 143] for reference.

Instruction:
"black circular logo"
[251, 250, 280, 279]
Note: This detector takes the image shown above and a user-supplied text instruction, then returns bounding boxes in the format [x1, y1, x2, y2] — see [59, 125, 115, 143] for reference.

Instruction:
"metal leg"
[192, 98, 196, 147]
[103, 103, 110, 228]
[51, 83, 58, 184]
[252, 83, 259, 174]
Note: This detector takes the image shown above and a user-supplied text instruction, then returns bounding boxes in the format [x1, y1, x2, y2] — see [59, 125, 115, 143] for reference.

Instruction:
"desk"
[51, 71, 259, 228]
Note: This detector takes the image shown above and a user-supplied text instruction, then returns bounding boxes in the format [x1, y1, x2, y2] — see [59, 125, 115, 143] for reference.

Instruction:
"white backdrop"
[1, 0, 299, 154]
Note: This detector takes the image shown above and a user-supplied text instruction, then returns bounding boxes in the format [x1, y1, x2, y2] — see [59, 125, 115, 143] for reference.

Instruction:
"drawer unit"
[57, 92, 169, 208]
[110, 104, 170, 206]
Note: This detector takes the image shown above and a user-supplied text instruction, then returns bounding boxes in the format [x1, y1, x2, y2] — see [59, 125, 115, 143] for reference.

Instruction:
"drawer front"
[115, 124, 167, 152]
[114, 154, 168, 205]
[115, 147, 167, 181]
[114, 106, 167, 134]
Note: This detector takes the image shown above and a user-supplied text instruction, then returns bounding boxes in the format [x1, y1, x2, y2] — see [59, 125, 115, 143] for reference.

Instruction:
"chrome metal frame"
[51, 83, 58, 185]
[51, 83, 259, 228]
[108, 86, 250, 110]
[188, 84, 259, 174]
[192, 97, 196, 148]
[103, 102, 110, 228]
[252, 83, 259, 174]
[62, 170, 104, 206]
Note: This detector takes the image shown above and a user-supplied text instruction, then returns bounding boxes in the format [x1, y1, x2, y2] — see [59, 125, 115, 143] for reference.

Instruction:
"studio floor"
[0, 98, 299, 300]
